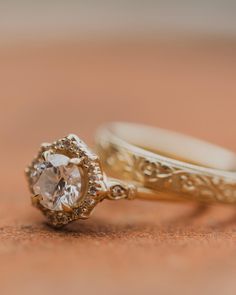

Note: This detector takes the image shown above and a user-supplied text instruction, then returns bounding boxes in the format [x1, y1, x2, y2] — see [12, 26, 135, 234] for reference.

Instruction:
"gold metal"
[26, 123, 236, 227]
[96, 122, 236, 205]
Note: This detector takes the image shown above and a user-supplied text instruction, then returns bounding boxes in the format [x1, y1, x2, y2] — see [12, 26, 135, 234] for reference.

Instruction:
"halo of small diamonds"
[26, 134, 107, 226]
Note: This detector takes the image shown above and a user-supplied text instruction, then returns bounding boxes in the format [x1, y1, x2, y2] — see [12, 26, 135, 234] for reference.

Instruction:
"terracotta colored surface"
[1, 39, 236, 295]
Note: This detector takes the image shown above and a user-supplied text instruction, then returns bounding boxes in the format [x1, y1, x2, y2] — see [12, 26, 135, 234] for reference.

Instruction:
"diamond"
[32, 153, 82, 211]
[110, 185, 127, 199]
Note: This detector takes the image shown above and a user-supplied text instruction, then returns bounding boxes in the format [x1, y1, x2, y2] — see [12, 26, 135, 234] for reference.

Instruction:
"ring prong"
[31, 194, 42, 205]
[67, 134, 79, 142]
[25, 167, 30, 174]
[69, 158, 83, 165]
[41, 143, 51, 149]
[42, 150, 51, 161]
[61, 203, 73, 212]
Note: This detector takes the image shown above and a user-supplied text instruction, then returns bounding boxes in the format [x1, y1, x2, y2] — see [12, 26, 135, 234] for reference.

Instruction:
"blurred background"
[1, 1, 236, 294]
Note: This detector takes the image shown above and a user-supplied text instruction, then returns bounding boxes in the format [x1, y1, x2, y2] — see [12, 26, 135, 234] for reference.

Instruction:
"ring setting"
[26, 134, 136, 227]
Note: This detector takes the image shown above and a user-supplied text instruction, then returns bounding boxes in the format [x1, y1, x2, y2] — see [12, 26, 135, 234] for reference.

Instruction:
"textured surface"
[1, 39, 236, 295]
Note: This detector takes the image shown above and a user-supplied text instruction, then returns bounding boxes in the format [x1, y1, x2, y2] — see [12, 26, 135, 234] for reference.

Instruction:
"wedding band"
[25, 134, 157, 227]
[96, 122, 236, 205]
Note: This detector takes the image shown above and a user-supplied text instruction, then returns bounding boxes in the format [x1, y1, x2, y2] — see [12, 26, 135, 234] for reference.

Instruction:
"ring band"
[96, 122, 236, 205]
[26, 124, 236, 226]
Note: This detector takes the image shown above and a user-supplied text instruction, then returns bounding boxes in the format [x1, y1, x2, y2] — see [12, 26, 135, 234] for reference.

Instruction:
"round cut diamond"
[32, 153, 82, 211]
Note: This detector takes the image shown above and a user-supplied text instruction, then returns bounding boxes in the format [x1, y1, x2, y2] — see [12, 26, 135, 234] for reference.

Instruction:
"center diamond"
[33, 153, 82, 211]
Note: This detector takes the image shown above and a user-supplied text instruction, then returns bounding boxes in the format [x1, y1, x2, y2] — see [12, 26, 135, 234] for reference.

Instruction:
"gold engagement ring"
[26, 123, 236, 227]
[26, 134, 142, 227]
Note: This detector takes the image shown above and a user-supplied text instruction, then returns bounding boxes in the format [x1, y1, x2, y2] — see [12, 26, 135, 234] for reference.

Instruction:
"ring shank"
[96, 122, 236, 205]
[111, 123, 236, 171]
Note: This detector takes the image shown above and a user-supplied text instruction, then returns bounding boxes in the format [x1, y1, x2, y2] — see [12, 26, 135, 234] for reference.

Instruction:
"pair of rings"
[26, 122, 236, 227]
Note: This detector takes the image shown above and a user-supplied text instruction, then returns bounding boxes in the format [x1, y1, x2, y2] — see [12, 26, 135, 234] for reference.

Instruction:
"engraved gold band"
[96, 122, 236, 205]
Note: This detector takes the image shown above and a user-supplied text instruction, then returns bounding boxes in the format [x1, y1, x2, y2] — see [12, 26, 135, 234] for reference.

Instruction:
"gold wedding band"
[96, 122, 236, 205]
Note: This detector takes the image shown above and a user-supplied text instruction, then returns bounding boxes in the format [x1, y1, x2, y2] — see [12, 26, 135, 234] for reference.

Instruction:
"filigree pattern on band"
[97, 142, 236, 204]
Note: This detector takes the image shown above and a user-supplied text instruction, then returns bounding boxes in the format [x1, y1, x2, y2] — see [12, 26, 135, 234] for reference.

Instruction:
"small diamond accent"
[110, 185, 127, 199]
